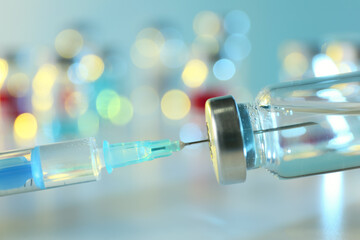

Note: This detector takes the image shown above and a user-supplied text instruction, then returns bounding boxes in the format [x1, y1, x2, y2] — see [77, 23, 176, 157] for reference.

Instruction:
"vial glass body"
[246, 72, 360, 178]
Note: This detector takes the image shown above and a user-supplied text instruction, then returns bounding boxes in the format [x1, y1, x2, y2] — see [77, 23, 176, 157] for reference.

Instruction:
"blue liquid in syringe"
[0, 157, 32, 190]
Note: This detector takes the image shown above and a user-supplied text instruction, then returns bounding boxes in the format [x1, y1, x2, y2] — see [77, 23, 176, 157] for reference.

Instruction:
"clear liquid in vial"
[254, 103, 360, 178]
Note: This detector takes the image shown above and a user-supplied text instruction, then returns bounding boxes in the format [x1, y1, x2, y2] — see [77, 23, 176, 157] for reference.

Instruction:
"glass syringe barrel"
[206, 72, 360, 184]
[0, 138, 182, 196]
[0, 138, 102, 196]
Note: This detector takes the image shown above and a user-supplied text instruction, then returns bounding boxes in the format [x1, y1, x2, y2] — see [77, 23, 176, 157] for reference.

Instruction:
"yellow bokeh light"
[130, 45, 157, 69]
[55, 29, 84, 59]
[283, 52, 308, 78]
[32, 95, 54, 112]
[193, 11, 221, 37]
[135, 38, 161, 58]
[14, 113, 38, 140]
[7, 73, 30, 97]
[161, 90, 191, 120]
[136, 28, 165, 46]
[326, 43, 344, 63]
[182, 59, 208, 88]
[78, 110, 99, 137]
[64, 91, 88, 118]
[0, 58, 9, 90]
[130, 28, 165, 69]
[278, 41, 306, 60]
[32, 64, 58, 97]
[108, 96, 134, 125]
[79, 54, 104, 82]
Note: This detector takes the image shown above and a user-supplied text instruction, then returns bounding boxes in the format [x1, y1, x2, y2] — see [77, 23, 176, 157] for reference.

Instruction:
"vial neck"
[237, 103, 264, 170]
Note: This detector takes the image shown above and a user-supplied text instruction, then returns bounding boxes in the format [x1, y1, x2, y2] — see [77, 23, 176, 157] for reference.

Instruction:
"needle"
[183, 122, 317, 148]
[183, 139, 209, 147]
[253, 121, 317, 134]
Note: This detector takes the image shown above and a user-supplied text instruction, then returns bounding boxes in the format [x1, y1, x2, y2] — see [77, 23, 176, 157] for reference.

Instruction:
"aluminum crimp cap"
[205, 95, 247, 184]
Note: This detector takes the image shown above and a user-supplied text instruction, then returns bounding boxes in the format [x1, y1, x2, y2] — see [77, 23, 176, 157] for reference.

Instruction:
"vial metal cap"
[205, 95, 246, 184]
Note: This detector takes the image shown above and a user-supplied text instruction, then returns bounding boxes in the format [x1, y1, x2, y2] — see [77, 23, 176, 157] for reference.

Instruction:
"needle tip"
[183, 139, 209, 147]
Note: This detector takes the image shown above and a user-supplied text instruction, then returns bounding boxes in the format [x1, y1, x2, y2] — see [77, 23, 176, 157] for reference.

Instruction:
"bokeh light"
[7, 73, 30, 97]
[67, 63, 85, 84]
[96, 89, 119, 119]
[78, 110, 99, 137]
[130, 28, 165, 69]
[137, 28, 165, 46]
[338, 62, 357, 73]
[0, 58, 9, 89]
[182, 59, 208, 88]
[32, 64, 58, 97]
[64, 91, 89, 118]
[55, 29, 84, 59]
[338, 42, 357, 62]
[32, 95, 54, 112]
[325, 43, 344, 63]
[213, 58, 236, 81]
[14, 113, 37, 140]
[224, 10, 250, 35]
[312, 54, 339, 77]
[130, 45, 156, 69]
[32, 64, 57, 113]
[160, 39, 188, 68]
[96, 89, 133, 125]
[161, 90, 191, 120]
[224, 34, 251, 61]
[135, 39, 161, 58]
[193, 11, 221, 37]
[283, 52, 309, 78]
[131, 85, 159, 115]
[108, 96, 134, 125]
[79, 54, 104, 82]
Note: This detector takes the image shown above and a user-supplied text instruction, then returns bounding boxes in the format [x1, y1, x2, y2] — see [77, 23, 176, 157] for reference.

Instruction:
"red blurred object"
[191, 88, 227, 112]
[0, 91, 21, 119]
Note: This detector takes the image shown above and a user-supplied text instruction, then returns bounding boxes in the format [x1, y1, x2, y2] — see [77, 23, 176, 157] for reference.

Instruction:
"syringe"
[0, 138, 206, 196]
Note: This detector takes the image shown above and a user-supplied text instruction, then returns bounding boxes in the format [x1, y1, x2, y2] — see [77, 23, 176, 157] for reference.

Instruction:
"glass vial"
[206, 72, 360, 184]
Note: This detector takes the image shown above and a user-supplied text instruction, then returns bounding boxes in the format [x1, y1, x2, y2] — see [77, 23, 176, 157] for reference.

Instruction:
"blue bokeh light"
[213, 58, 236, 81]
[224, 34, 251, 61]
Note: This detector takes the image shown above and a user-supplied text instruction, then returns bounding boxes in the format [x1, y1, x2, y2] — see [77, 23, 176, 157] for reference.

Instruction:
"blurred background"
[2, 0, 360, 239]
